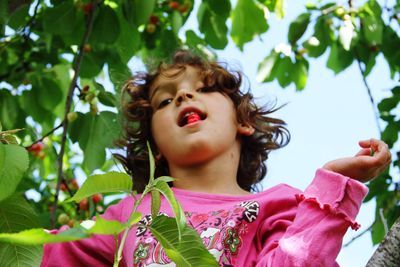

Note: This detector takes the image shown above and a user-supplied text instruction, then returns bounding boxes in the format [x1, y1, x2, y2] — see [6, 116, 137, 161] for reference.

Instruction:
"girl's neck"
[168, 145, 251, 195]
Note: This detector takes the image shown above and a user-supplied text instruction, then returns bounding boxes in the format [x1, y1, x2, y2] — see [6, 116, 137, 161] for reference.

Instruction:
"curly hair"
[114, 50, 290, 193]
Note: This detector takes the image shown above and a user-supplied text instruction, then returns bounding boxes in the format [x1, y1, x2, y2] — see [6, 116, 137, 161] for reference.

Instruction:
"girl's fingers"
[355, 148, 372, 157]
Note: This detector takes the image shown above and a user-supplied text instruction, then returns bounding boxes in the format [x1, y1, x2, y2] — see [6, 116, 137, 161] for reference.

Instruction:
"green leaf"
[204, 0, 231, 19]
[80, 52, 104, 78]
[147, 142, 155, 183]
[275, 0, 285, 19]
[43, 1, 77, 35]
[94, 82, 117, 107]
[0, 194, 42, 266]
[66, 172, 132, 203]
[0, 90, 21, 130]
[381, 121, 399, 148]
[275, 56, 294, 88]
[115, 9, 141, 64]
[37, 76, 64, 111]
[69, 111, 120, 172]
[90, 6, 121, 45]
[0, 227, 89, 245]
[151, 190, 161, 218]
[303, 16, 333, 58]
[292, 58, 309, 90]
[122, 0, 156, 26]
[0, 144, 29, 201]
[7, 4, 29, 30]
[149, 215, 219, 267]
[128, 212, 142, 227]
[288, 13, 311, 45]
[86, 215, 126, 235]
[171, 11, 183, 35]
[231, 0, 268, 50]
[371, 206, 385, 244]
[257, 51, 279, 83]
[378, 95, 400, 113]
[361, 14, 383, 46]
[153, 180, 186, 238]
[326, 41, 354, 74]
[197, 3, 228, 49]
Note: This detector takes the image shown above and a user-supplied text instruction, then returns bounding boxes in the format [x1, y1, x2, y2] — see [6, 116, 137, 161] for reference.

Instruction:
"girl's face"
[149, 66, 252, 168]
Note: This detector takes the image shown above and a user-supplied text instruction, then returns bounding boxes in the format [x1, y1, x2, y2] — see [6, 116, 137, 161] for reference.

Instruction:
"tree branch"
[26, 121, 63, 148]
[51, 0, 99, 227]
[343, 224, 373, 247]
[366, 215, 400, 267]
[356, 60, 382, 134]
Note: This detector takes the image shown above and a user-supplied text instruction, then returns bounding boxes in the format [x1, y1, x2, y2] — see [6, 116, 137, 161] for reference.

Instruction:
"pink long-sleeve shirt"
[41, 168, 368, 266]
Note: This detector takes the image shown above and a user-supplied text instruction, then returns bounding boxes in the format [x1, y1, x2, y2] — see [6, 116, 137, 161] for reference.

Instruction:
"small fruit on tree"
[169, 1, 179, 10]
[83, 44, 92, 53]
[146, 24, 156, 33]
[83, 3, 94, 16]
[57, 213, 70, 225]
[79, 199, 89, 211]
[70, 179, 79, 190]
[149, 15, 159, 25]
[92, 193, 102, 204]
[60, 183, 68, 192]
[67, 112, 78, 122]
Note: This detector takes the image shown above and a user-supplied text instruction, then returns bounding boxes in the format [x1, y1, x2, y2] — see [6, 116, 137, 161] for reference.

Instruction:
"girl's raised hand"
[322, 138, 392, 183]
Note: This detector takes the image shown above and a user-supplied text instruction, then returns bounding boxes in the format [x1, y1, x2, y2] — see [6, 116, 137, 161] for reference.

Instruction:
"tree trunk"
[366, 216, 400, 267]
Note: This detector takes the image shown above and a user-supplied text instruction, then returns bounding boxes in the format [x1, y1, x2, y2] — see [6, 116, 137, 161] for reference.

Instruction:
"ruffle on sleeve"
[295, 193, 361, 230]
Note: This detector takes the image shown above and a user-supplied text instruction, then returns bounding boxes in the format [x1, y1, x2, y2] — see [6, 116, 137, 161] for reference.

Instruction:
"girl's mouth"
[178, 109, 207, 127]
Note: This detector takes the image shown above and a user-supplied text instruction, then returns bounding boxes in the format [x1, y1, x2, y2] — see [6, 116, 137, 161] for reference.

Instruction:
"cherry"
[169, 1, 179, 10]
[70, 179, 79, 190]
[60, 183, 68, 192]
[149, 15, 159, 25]
[83, 3, 94, 16]
[79, 199, 89, 211]
[146, 24, 156, 33]
[92, 193, 102, 204]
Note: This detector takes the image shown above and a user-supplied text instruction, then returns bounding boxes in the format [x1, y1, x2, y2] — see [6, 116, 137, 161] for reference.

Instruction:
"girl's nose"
[176, 90, 194, 105]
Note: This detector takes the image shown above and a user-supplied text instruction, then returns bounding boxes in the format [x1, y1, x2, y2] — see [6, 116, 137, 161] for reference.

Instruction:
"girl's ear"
[237, 123, 255, 136]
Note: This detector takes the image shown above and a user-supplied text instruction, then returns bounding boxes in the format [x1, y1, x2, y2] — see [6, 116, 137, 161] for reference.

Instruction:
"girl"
[42, 50, 391, 266]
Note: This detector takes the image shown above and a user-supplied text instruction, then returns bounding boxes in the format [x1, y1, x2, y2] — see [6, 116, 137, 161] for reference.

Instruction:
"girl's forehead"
[149, 66, 203, 94]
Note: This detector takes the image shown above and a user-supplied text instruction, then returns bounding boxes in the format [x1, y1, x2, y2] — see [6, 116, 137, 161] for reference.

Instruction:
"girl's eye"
[157, 98, 172, 109]
[197, 86, 214, 93]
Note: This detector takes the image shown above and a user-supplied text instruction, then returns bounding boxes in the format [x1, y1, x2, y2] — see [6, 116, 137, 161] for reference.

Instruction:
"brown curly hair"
[114, 50, 290, 193]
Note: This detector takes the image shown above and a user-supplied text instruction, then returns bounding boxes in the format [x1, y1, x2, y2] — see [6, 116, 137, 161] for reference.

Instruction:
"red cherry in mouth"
[187, 113, 201, 125]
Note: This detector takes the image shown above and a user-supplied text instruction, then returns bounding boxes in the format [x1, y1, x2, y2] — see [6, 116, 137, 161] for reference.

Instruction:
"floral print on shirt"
[132, 201, 260, 267]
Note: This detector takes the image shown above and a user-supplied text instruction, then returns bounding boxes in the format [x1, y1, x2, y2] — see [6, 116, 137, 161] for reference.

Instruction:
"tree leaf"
[133, 0, 156, 25]
[275, 0, 286, 19]
[257, 51, 279, 83]
[171, 11, 183, 35]
[7, 4, 29, 30]
[66, 172, 132, 203]
[303, 17, 334, 58]
[197, 3, 228, 49]
[0, 144, 29, 201]
[69, 111, 120, 172]
[231, 0, 268, 50]
[0, 194, 42, 266]
[151, 190, 161, 218]
[42, 1, 76, 35]
[361, 13, 383, 46]
[275, 56, 294, 88]
[147, 142, 155, 183]
[115, 9, 141, 64]
[204, 0, 231, 19]
[149, 215, 219, 267]
[86, 215, 126, 235]
[381, 121, 399, 148]
[153, 180, 186, 239]
[326, 41, 354, 74]
[90, 6, 121, 45]
[0, 90, 21, 130]
[292, 58, 309, 91]
[288, 13, 311, 45]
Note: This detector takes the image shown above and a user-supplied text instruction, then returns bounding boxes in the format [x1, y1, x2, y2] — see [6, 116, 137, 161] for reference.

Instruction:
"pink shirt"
[41, 168, 368, 266]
